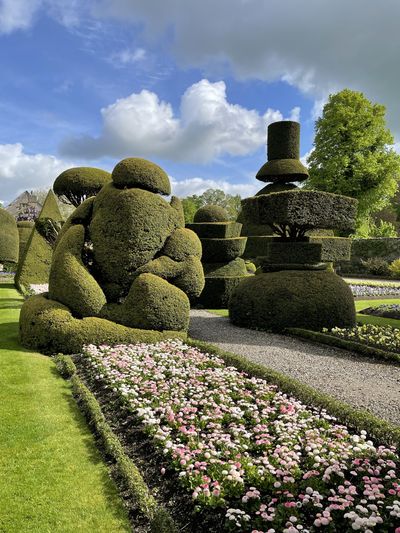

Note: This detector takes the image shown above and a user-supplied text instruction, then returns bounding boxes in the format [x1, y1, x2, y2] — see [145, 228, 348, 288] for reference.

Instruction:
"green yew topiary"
[48, 224, 107, 317]
[111, 157, 171, 195]
[187, 221, 242, 239]
[193, 205, 229, 223]
[15, 190, 63, 290]
[17, 221, 34, 263]
[229, 270, 355, 332]
[163, 228, 202, 261]
[19, 293, 186, 354]
[0, 207, 19, 263]
[54, 167, 111, 207]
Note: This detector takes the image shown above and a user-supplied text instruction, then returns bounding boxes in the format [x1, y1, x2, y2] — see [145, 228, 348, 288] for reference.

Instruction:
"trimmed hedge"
[19, 293, 186, 354]
[54, 167, 111, 207]
[201, 237, 247, 262]
[54, 196, 95, 248]
[286, 328, 400, 365]
[112, 157, 171, 195]
[229, 270, 356, 331]
[186, 221, 242, 239]
[169, 196, 185, 227]
[15, 190, 63, 290]
[310, 236, 352, 262]
[250, 190, 357, 231]
[163, 228, 202, 261]
[196, 276, 249, 308]
[53, 356, 177, 532]
[267, 120, 301, 160]
[17, 221, 34, 263]
[48, 224, 107, 317]
[255, 182, 298, 195]
[340, 237, 400, 275]
[186, 339, 400, 448]
[0, 207, 19, 263]
[203, 257, 248, 277]
[241, 235, 275, 258]
[193, 205, 228, 222]
[90, 183, 181, 291]
[260, 241, 322, 264]
[256, 158, 309, 183]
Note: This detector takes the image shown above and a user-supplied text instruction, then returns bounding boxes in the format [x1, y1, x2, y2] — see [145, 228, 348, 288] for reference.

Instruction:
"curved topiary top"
[54, 167, 111, 207]
[0, 207, 19, 263]
[193, 205, 229, 223]
[112, 157, 171, 195]
[256, 159, 309, 183]
[256, 182, 298, 195]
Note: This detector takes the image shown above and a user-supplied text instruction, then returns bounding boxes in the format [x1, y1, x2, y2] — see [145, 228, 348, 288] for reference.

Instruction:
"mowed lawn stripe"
[0, 283, 130, 533]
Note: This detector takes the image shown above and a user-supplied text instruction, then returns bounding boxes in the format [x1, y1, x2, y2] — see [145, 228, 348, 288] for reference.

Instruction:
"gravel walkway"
[189, 310, 400, 426]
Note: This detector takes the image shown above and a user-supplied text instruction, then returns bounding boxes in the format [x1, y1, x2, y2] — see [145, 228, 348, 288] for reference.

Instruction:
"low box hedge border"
[54, 354, 177, 533]
[186, 339, 400, 449]
[286, 328, 400, 366]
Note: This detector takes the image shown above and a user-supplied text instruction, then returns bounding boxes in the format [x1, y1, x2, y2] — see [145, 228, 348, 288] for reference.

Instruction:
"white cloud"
[170, 176, 259, 198]
[0, 143, 73, 204]
[0, 0, 42, 33]
[109, 47, 146, 66]
[61, 79, 297, 162]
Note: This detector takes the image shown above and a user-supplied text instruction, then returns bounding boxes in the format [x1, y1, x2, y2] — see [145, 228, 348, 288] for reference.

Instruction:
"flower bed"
[347, 281, 400, 298]
[324, 324, 400, 355]
[359, 304, 400, 320]
[82, 340, 400, 532]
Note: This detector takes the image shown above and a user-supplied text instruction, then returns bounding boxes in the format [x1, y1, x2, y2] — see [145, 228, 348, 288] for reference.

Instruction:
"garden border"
[54, 354, 178, 533]
[286, 327, 400, 365]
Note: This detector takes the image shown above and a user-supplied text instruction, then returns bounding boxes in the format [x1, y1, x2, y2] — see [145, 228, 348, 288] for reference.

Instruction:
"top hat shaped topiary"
[256, 121, 309, 183]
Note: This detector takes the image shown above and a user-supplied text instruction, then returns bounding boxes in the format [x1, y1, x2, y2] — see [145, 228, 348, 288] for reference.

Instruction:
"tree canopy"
[181, 189, 241, 224]
[306, 89, 400, 230]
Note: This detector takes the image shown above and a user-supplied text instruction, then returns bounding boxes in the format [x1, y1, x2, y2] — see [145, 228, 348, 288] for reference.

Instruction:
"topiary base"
[196, 277, 249, 309]
[229, 270, 355, 332]
[19, 294, 186, 354]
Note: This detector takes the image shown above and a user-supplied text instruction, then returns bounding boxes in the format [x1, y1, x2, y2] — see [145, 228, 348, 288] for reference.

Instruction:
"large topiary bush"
[15, 190, 63, 291]
[229, 120, 356, 332]
[17, 221, 34, 263]
[20, 158, 205, 353]
[0, 207, 19, 264]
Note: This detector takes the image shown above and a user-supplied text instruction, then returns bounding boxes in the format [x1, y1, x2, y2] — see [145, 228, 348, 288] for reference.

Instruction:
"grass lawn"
[0, 283, 131, 532]
[208, 298, 400, 328]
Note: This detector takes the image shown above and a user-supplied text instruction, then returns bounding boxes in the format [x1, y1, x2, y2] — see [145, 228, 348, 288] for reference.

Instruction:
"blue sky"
[0, 0, 399, 204]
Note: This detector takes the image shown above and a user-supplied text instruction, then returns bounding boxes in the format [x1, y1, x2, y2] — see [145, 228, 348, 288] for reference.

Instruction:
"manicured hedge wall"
[0, 207, 19, 263]
[340, 238, 400, 274]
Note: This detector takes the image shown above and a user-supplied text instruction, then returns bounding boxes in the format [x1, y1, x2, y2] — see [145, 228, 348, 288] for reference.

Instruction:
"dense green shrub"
[309, 236, 352, 262]
[229, 270, 355, 331]
[48, 225, 106, 317]
[15, 190, 63, 290]
[195, 277, 247, 308]
[17, 221, 34, 262]
[193, 205, 229, 222]
[251, 190, 357, 232]
[389, 258, 400, 279]
[90, 183, 181, 292]
[361, 257, 391, 277]
[186, 221, 242, 239]
[261, 241, 322, 264]
[255, 182, 298, 195]
[163, 228, 202, 261]
[54, 196, 95, 248]
[201, 237, 247, 262]
[0, 207, 19, 263]
[203, 257, 248, 277]
[256, 159, 309, 183]
[112, 157, 170, 195]
[54, 167, 111, 207]
[19, 293, 186, 354]
[35, 217, 63, 247]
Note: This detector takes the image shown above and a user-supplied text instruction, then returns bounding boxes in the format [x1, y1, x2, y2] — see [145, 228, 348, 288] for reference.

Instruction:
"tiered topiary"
[0, 207, 19, 264]
[20, 158, 205, 353]
[229, 121, 357, 332]
[15, 190, 63, 291]
[17, 221, 34, 263]
[187, 205, 248, 308]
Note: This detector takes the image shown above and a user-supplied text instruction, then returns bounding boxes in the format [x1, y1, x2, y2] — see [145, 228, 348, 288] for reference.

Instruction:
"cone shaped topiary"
[15, 190, 63, 291]
[0, 207, 19, 263]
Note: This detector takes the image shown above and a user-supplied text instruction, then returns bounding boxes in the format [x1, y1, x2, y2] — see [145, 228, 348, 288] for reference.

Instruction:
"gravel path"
[189, 310, 400, 426]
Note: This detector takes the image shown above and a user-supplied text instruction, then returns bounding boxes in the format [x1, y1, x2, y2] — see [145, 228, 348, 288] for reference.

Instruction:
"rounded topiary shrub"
[229, 270, 355, 332]
[0, 207, 19, 263]
[193, 205, 229, 223]
[54, 167, 112, 207]
[112, 157, 171, 195]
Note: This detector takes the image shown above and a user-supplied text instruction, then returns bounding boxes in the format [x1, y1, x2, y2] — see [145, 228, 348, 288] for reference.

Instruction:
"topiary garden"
[0, 206, 19, 265]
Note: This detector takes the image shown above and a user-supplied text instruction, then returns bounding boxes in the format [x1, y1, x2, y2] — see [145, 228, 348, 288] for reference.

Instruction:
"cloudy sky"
[0, 0, 398, 204]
